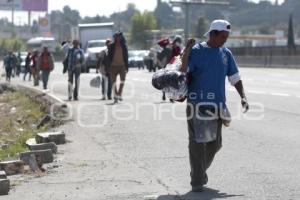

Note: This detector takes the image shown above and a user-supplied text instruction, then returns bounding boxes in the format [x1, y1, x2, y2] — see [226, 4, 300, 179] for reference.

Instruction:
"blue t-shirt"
[187, 42, 239, 107]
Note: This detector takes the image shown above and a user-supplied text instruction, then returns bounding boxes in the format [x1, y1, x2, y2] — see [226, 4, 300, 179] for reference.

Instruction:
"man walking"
[37, 47, 54, 90]
[67, 40, 84, 101]
[4, 51, 16, 82]
[23, 52, 32, 81]
[31, 50, 40, 86]
[97, 39, 112, 100]
[181, 19, 249, 192]
[107, 32, 129, 103]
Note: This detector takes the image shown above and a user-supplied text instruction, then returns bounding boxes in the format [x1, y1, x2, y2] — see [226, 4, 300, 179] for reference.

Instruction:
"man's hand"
[186, 38, 196, 51]
[241, 97, 249, 113]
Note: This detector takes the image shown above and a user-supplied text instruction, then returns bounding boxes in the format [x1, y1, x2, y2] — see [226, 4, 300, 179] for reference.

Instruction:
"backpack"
[63, 49, 72, 73]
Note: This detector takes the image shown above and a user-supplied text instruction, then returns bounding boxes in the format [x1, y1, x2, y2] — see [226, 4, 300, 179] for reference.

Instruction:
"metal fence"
[230, 45, 300, 56]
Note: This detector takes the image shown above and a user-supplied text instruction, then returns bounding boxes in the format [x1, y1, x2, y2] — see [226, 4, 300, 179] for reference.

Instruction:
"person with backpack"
[37, 47, 54, 90]
[180, 19, 249, 192]
[3, 51, 17, 82]
[67, 40, 85, 101]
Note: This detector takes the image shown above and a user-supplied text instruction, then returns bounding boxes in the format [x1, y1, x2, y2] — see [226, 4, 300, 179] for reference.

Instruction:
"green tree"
[287, 14, 295, 49]
[62, 6, 81, 26]
[193, 17, 208, 39]
[154, 1, 175, 29]
[131, 12, 157, 49]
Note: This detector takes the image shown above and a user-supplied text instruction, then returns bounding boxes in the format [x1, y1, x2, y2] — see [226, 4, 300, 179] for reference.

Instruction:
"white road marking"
[280, 81, 300, 85]
[128, 78, 149, 82]
[244, 78, 254, 82]
[270, 73, 286, 77]
[270, 93, 290, 97]
[248, 90, 267, 95]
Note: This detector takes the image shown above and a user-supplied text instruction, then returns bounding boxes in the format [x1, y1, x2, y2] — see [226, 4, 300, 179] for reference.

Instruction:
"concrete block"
[0, 171, 6, 179]
[0, 160, 24, 175]
[20, 149, 53, 164]
[0, 179, 10, 195]
[28, 142, 57, 154]
[25, 138, 37, 146]
[36, 131, 65, 145]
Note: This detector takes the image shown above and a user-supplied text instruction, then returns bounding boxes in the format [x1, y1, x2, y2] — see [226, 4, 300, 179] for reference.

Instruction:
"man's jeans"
[186, 104, 223, 187]
[101, 74, 112, 99]
[68, 68, 81, 99]
[41, 70, 50, 89]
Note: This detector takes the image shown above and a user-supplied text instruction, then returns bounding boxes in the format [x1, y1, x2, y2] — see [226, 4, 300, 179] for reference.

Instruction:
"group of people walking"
[3, 47, 54, 90]
[3, 51, 25, 82]
[2, 20, 251, 193]
[63, 31, 129, 103]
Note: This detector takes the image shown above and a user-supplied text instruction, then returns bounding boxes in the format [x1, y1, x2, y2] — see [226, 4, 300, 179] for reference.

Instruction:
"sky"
[0, 0, 285, 25]
[48, 0, 284, 18]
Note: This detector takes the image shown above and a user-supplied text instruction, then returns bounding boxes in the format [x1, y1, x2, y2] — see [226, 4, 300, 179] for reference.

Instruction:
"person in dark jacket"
[107, 32, 129, 103]
[97, 39, 112, 100]
[4, 51, 17, 82]
[23, 52, 32, 81]
[30, 50, 40, 86]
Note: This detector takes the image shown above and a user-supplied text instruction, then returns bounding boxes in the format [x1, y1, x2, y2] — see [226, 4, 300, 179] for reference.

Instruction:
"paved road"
[1, 64, 300, 200]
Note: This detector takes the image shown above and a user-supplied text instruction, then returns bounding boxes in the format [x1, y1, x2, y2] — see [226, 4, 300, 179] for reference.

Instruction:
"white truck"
[73, 22, 114, 72]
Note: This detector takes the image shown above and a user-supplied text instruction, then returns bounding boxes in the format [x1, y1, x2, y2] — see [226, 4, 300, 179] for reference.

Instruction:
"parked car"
[84, 40, 107, 73]
[128, 50, 149, 69]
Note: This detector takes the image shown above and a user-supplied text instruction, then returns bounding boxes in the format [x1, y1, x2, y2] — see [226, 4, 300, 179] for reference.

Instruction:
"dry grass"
[0, 91, 49, 161]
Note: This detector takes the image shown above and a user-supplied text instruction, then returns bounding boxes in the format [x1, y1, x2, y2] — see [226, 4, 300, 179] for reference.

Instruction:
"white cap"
[204, 19, 231, 38]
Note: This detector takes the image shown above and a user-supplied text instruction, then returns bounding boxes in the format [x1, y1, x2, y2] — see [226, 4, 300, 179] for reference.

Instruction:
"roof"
[78, 22, 114, 28]
[27, 37, 55, 43]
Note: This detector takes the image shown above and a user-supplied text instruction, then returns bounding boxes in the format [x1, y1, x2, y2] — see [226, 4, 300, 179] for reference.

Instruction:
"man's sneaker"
[101, 97, 106, 100]
[192, 185, 203, 192]
[118, 96, 123, 101]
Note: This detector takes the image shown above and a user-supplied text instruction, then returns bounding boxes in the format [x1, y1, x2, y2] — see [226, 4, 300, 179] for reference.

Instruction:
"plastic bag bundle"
[152, 57, 187, 100]
[90, 75, 102, 88]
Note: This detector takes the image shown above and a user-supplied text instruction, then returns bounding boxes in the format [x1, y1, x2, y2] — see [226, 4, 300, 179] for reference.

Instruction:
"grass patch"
[0, 91, 49, 161]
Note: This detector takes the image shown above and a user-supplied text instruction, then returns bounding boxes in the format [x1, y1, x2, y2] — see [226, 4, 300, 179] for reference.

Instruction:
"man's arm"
[234, 80, 249, 113]
[180, 38, 195, 73]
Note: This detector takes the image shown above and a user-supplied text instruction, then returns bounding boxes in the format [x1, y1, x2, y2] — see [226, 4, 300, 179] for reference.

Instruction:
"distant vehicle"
[85, 40, 107, 73]
[128, 50, 149, 69]
[26, 37, 56, 52]
[74, 22, 114, 72]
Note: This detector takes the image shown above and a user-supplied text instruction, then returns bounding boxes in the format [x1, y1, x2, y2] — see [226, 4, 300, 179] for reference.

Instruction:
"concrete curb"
[1, 82, 70, 121]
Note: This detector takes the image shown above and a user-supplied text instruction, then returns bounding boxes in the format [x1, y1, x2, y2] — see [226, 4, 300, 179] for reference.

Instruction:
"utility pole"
[8, 0, 15, 37]
[170, 0, 229, 43]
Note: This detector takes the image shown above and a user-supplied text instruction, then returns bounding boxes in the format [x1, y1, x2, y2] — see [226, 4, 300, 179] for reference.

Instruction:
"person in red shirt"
[171, 36, 182, 59]
[37, 47, 54, 90]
